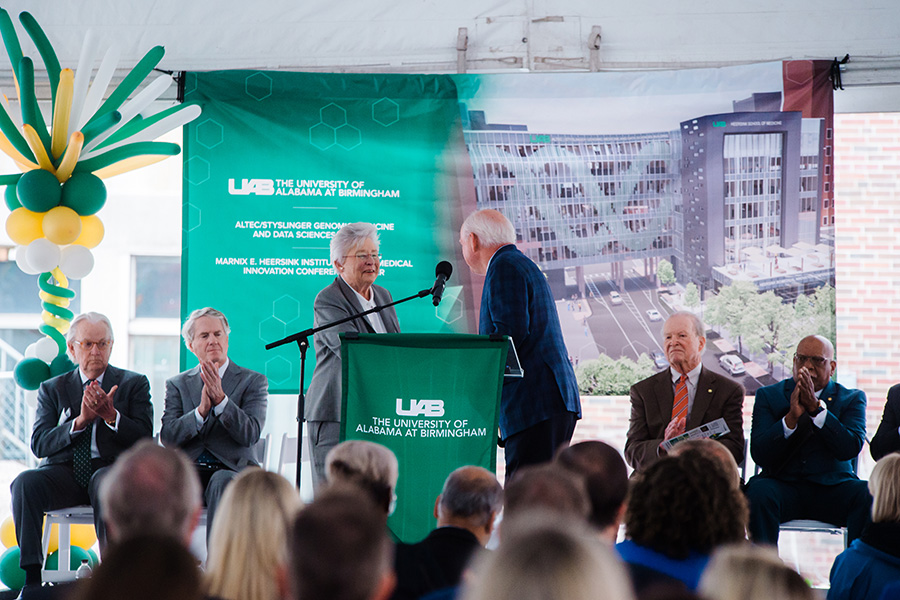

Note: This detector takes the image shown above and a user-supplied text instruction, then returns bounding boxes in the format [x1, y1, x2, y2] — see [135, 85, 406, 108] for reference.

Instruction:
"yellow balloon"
[73, 215, 104, 248]
[44, 519, 58, 554]
[42, 206, 82, 245]
[1, 516, 16, 548]
[70, 524, 97, 550]
[5, 207, 44, 245]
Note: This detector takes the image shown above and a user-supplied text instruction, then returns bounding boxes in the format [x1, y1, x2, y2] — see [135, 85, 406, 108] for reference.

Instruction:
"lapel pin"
[707, 389, 713, 393]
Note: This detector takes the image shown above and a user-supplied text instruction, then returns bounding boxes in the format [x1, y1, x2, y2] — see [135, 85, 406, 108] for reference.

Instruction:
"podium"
[340, 333, 507, 543]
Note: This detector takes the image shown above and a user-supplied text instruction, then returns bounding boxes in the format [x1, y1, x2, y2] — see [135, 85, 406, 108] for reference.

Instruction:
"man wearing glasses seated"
[745, 334, 871, 544]
[11, 312, 153, 592]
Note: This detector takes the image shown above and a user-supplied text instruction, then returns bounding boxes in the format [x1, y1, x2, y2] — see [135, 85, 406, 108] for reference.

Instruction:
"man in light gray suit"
[161, 307, 267, 537]
[305, 223, 401, 489]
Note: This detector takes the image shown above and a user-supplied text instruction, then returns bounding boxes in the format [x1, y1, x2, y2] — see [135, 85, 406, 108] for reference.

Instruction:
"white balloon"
[58, 245, 94, 280]
[24, 342, 39, 358]
[14, 246, 41, 275]
[34, 337, 59, 363]
[25, 239, 61, 273]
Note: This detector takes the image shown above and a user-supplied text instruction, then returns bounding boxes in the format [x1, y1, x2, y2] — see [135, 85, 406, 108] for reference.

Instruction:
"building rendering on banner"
[462, 93, 831, 300]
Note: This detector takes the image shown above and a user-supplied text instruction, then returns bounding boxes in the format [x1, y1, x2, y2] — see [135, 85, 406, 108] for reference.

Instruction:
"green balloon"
[4, 184, 20, 210]
[61, 173, 107, 216]
[0, 546, 25, 591]
[17, 168, 61, 212]
[14, 357, 51, 391]
[86, 548, 99, 568]
[50, 354, 76, 377]
[45, 545, 90, 571]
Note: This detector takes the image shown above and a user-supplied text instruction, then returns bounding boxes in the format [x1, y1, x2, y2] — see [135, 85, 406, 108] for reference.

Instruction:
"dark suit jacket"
[625, 366, 745, 472]
[160, 361, 268, 470]
[479, 244, 581, 438]
[750, 378, 865, 485]
[305, 276, 401, 423]
[392, 526, 481, 600]
[32, 365, 153, 466]
[871, 383, 900, 461]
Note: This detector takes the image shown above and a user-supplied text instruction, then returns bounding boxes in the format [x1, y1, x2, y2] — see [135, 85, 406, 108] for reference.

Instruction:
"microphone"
[431, 261, 453, 306]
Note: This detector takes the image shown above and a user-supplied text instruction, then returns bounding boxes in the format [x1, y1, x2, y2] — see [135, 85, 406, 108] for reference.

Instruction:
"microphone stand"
[265, 284, 436, 490]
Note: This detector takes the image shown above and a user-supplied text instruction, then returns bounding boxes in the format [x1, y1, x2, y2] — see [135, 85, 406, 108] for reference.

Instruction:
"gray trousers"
[307, 420, 340, 493]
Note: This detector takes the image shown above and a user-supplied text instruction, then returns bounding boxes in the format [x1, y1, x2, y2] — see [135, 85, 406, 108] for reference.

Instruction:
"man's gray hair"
[66, 312, 114, 360]
[666, 310, 705, 339]
[439, 466, 503, 528]
[100, 439, 202, 543]
[330, 222, 379, 265]
[181, 307, 230, 346]
[461, 210, 516, 246]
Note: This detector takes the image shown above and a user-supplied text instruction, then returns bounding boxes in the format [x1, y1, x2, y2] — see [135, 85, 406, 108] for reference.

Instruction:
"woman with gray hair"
[305, 223, 401, 490]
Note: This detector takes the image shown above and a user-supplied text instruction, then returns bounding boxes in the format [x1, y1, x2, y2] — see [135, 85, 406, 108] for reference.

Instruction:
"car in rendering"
[650, 350, 669, 370]
[646, 309, 662, 322]
[719, 354, 746, 376]
[609, 291, 623, 305]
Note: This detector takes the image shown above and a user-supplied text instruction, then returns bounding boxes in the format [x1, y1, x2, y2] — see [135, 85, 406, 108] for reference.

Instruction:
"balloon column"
[0, 10, 201, 390]
[0, 515, 98, 589]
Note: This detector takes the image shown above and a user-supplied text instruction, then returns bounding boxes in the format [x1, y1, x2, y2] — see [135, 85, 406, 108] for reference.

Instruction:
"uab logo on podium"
[396, 398, 445, 417]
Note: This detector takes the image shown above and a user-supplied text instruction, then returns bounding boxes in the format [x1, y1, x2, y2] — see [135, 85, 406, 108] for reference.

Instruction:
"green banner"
[340, 333, 506, 543]
[181, 72, 470, 390]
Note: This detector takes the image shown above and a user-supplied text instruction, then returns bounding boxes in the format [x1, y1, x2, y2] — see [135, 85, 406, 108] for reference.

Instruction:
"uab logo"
[228, 178, 275, 195]
[396, 398, 445, 417]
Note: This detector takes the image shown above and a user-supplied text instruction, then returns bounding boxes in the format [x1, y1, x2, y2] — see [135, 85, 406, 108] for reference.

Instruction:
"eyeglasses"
[793, 353, 828, 366]
[343, 253, 382, 262]
[74, 340, 112, 351]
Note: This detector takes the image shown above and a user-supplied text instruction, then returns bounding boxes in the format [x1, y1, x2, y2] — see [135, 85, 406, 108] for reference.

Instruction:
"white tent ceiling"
[0, 1, 898, 110]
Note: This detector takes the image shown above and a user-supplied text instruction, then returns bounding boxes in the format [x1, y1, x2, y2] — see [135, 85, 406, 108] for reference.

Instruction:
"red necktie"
[671, 374, 688, 422]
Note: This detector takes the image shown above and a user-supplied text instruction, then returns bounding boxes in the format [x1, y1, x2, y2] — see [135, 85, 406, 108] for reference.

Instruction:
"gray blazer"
[160, 361, 268, 470]
[304, 276, 400, 422]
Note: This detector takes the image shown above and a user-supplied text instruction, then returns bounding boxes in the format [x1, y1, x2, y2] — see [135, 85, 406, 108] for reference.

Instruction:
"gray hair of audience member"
[438, 466, 503, 528]
[461, 511, 635, 600]
[461, 209, 516, 246]
[670, 439, 741, 490]
[870, 452, 900, 523]
[289, 485, 394, 600]
[503, 463, 590, 523]
[664, 310, 705, 339]
[205, 468, 302, 600]
[99, 439, 202, 544]
[325, 440, 399, 514]
[555, 440, 628, 529]
[71, 535, 203, 600]
[65, 312, 114, 358]
[699, 543, 813, 600]
[181, 307, 230, 346]
[330, 222, 380, 265]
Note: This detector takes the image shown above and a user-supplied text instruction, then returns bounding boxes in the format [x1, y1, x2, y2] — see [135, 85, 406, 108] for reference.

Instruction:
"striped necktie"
[671, 374, 688, 422]
[73, 380, 94, 487]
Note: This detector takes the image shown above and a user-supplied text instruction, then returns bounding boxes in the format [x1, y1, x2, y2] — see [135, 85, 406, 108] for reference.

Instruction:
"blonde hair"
[870, 453, 900, 523]
[699, 544, 813, 600]
[461, 512, 634, 600]
[205, 469, 301, 600]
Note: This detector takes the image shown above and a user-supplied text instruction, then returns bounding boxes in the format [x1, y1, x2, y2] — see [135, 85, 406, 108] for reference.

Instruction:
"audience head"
[869, 452, 900, 523]
[206, 468, 302, 600]
[503, 463, 590, 524]
[461, 512, 634, 600]
[670, 439, 741, 489]
[699, 543, 813, 600]
[99, 439, 202, 545]
[72, 535, 202, 600]
[625, 451, 748, 560]
[793, 334, 835, 392]
[436, 466, 503, 545]
[555, 440, 629, 534]
[325, 440, 399, 515]
[289, 486, 394, 600]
